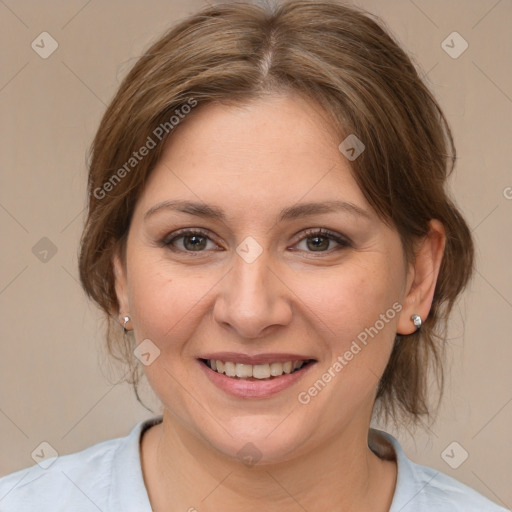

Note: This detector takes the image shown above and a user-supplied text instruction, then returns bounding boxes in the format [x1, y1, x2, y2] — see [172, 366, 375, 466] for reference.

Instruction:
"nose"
[212, 247, 293, 339]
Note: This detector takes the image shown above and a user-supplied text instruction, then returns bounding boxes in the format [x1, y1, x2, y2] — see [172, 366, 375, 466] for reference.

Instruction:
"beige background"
[0, 0, 511, 507]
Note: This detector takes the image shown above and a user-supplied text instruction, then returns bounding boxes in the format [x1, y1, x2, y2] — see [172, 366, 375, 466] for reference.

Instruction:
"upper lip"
[199, 352, 316, 365]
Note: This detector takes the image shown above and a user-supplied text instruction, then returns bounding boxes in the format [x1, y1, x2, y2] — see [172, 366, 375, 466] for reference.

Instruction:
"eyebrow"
[144, 199, 372, 223]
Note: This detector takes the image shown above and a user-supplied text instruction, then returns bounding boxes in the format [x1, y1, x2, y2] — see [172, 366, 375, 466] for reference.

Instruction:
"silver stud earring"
[122, 316, 131, 334]
[411, 314, 422, 329]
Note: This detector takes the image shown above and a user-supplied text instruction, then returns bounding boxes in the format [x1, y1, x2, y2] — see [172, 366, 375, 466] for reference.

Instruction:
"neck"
[140, 410, 397, 512]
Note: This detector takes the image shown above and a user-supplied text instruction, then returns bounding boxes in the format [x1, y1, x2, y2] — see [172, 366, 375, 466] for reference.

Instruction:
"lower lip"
[197, 359, 316, 399]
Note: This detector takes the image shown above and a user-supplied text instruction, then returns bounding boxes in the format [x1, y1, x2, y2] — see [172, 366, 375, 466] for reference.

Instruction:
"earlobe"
[397, 219, 446, 335]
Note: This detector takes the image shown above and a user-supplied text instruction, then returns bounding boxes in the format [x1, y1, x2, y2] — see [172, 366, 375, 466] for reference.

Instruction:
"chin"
[194, 415, 312, 466]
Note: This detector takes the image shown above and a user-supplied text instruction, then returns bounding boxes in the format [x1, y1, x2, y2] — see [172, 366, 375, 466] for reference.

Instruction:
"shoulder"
[0, 417, 160, 512]
[412, 464, 508, 511]
[0, 434, 121, 512]
[373, 429, 509, 512]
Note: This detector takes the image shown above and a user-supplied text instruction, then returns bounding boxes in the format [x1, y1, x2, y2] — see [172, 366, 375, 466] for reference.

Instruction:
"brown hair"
[78, 0, 474, 425]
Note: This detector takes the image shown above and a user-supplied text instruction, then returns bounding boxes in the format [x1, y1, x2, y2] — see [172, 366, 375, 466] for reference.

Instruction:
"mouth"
[198, 358, 316, 380]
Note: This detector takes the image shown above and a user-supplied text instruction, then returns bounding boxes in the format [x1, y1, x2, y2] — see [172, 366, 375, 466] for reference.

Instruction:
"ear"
[112, 248, 130, 322]
[397, 219, 446, 335]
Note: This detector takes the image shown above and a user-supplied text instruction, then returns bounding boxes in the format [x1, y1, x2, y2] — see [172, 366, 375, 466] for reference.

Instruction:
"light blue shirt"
[0, 416, 508, 511]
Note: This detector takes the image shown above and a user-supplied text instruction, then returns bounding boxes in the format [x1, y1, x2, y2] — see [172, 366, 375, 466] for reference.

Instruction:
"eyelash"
[162, 228, 351, 256]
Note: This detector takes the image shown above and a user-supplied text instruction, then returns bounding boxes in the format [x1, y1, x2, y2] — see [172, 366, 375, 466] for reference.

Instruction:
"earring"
[411, 314, 422, 330]
[122, 315, 132, 333]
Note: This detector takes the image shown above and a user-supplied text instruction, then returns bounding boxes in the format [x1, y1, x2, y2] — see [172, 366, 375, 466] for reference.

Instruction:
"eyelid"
[163, 227, 215, 244]
[296, 228, 352, 247]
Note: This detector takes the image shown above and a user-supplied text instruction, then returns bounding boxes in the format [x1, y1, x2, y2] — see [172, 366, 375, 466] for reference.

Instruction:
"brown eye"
[181, 234, 208, 251]
[306, 235, 330, 251]
[164, 229, 218, 252]
[295, 229, 351, 253]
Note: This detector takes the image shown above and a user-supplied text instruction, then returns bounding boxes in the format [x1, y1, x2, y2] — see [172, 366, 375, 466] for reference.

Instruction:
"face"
[114, 93, 414, 463]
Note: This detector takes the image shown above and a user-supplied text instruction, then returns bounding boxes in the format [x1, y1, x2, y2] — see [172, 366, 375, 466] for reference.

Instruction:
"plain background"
[0, 0, 510, 507]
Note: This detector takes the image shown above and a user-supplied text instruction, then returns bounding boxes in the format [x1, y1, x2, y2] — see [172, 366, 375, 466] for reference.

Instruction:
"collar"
[111, 417, 428, 512]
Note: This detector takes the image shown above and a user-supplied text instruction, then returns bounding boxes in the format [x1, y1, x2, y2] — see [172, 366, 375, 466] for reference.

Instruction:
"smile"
[200, 358, 315, 380]
[198, 357, 317, 398]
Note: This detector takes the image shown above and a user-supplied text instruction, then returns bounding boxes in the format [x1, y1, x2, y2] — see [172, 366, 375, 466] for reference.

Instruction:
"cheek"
[127, 247, 404, 352]
[125, 253, 215, 409]
[292, 261, 403, 418]
[296, 257, 402, 345]
[126, 250, 207, 351]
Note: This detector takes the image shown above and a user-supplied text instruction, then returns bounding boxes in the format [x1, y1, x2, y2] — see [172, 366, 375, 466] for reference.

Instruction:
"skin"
[113, 92, 446, 512]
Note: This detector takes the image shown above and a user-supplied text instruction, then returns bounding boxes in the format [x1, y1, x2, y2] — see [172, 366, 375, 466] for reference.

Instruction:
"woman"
[0, 1, 507, 510]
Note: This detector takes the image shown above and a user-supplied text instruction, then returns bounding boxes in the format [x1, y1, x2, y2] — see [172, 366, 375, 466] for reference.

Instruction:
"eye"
[293, 228, 351, 253]
[163, 229, 220, 253]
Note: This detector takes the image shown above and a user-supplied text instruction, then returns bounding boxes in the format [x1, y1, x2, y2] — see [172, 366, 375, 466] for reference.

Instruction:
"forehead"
[135, 93, 371, 222]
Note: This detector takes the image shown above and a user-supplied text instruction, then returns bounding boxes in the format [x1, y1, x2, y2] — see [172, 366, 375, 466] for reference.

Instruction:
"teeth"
[253, 364, 270, 379]
[224, 361, 236, 377]
[270, 362, 283, 376]
[235, 362, 253, 378]
[207, 359, 308, 379]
